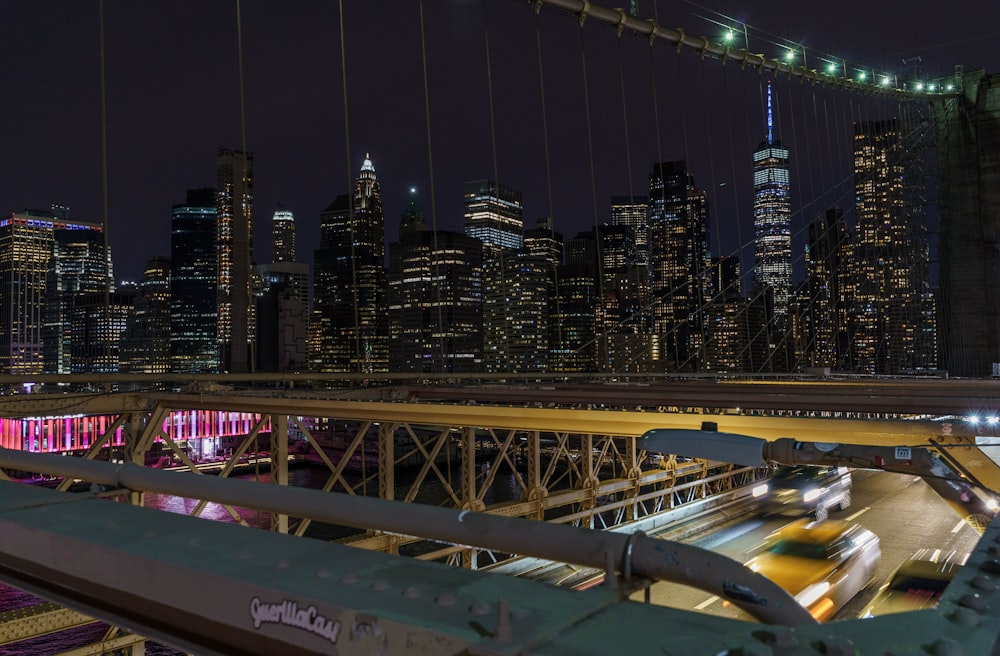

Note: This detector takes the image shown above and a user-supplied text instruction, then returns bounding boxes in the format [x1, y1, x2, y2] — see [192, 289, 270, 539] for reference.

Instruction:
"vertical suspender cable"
[481, 0, 511, 373]
[98, 0, 111, 376]
[418, 0, 446, 372]
[234, 0, 252, 373]
[577, 16, 605, 371]
[533, 8, 563, 372]
[336, 0, 360, 373]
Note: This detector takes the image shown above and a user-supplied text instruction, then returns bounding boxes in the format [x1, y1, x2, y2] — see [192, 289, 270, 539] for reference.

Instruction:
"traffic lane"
[631, 470, 981, 622]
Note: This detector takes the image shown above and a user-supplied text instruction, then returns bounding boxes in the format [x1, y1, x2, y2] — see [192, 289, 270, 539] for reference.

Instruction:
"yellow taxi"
[745, 519, 880, 622]
[860, 549, 967, 617]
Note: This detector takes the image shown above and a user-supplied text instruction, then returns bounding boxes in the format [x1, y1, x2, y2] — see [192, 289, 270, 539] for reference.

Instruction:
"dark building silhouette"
[170, 188, 219, 373]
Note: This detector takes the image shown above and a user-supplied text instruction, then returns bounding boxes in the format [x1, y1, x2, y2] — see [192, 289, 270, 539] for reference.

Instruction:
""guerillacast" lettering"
[249, 597, 341, 644]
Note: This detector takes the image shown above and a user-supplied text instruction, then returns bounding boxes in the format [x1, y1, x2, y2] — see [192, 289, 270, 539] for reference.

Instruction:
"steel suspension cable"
[336, 0, 360, 373]
[418, 0, 446, 373]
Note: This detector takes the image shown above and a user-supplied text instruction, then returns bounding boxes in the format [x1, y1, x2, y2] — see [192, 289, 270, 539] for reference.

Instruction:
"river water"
[0, 461, 526, 655]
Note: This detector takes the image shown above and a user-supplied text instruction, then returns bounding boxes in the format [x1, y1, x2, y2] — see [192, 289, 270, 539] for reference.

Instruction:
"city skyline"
[0, 2, 996, 282]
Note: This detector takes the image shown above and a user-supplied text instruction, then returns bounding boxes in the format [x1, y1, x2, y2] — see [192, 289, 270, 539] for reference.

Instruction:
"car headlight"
[802, 488, 822, 503]
[752, 483, 769, 498]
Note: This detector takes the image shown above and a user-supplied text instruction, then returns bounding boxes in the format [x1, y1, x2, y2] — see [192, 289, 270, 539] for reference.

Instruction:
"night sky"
[1, 1, 997, 284]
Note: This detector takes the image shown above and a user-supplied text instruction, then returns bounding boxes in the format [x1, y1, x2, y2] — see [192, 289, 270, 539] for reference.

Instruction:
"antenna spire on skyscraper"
[767, 82, 774, 145]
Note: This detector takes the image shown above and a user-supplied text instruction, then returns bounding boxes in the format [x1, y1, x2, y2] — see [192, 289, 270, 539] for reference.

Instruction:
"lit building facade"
[121, 256, 172, 374]
[752, 83, 792, 324]
[43, 216, 112, 374]
[254, 261, 309, 372]
[464, 179, 524, 372]
[648, 160, 709, 372]
[611, 195, 649, 266]
[803, 209, 850, 369]
[311, 155, 388, 374]
[0, 209, 104, 375]
[388, 199, 483, 373]
[216, 148, 255, 374]
[170, 188, 219, 373]
[852, 119, 935, 374]
[68, 291, 134, 373]
[271, 205, 296, 263]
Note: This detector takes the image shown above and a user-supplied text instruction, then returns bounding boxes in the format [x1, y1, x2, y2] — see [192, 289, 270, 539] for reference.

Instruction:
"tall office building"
[525, 217, 564, 372]
[388, 198, 483, 373]
[68, 291, 134, 373]
[311, 155, 388, 374]
[464, 179, 525, 372]
[170, 188, 219, 373]
[121, 256, 172, 374]
[216, 148, 254, 373]
[611, 195, 649, 266]
[752, 83, 792, 324]
[803, 210, 850, 369]
[0, 209, 105, 375]
[271, 205, 295, 263]
[550, 263, 597, 372]
[464, 180, 524, 255]
[852, 119, 934, 374]
[254, 261, 309, 372]
[648, 160, 709, 372]
[43, 220, 113, 374]
[703, 255, 768, 373]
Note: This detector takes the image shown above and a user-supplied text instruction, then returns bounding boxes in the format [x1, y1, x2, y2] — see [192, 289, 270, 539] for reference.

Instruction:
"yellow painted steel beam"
[0, 603, 94, 645]
[144, 393, 970, 445]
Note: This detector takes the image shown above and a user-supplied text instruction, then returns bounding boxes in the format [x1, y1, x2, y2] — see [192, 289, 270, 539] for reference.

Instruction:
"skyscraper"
[170, 188, 219, 373]
[611, 195, 649, 266]
[752, 83, 792, 323]
[271, 205, 295, 263]
[852, 119, 934, 374]
[121, 256, 172, 374]
[0, 208, 105, 375]
[216, 148, 254, 373]
[388, 197, 483, 373]
[648, 160, 709, 372]
[803, 209, 850, 369]
[43, 222, 113, 374]
[254, 261, 309, 373]
[464, 179, 525, 372]
[311, 155, 388, 373]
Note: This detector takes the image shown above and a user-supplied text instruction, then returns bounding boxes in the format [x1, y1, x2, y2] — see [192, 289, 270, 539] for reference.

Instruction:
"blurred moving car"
[753, 465, 853, 521]
[860, 549, 968, 617]
[745, 519, 880, 622]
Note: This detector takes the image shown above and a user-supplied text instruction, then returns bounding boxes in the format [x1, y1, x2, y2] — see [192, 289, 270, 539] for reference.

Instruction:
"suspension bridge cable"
[576, 16, 607, 371]
[417, 0, 447, 373]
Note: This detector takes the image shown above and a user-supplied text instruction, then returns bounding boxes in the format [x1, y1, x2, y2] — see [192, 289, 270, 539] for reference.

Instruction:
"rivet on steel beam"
[978, 559, 1000, 574]
[970, 575, 996, 592]
[929, 637, 963, 656]
[469, 601, 491, 616]
[753, 628, 798, 648]
[958, 593, 988, 613]
[814, 636, 856, 656]
[340, 573, 358, 585]
[435, 594, 456, 607]
[238, 552, 253, 561]
[188, 538, 202, 548]
[371, 579, 390, 591]
[275, 559, 291, 569]
[315, 569, 332, 579]
[143, 529, 157, 538]
[402, 586, 421, 599]
[948, 607, 982, 627]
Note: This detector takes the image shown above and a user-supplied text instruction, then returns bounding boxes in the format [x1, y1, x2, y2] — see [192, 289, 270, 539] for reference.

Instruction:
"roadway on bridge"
[631, 469, 979, 621]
